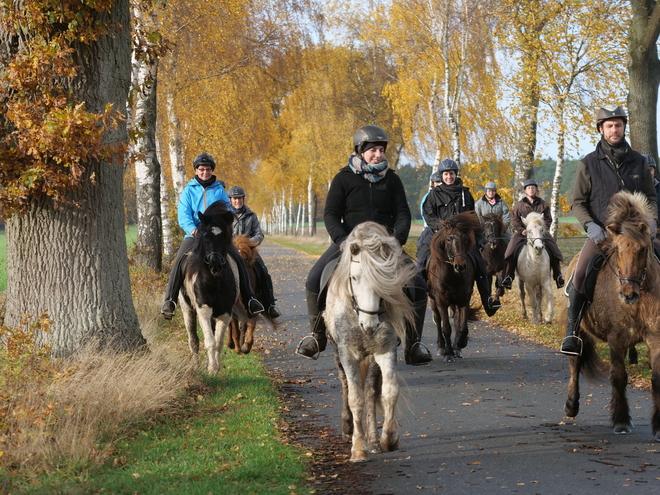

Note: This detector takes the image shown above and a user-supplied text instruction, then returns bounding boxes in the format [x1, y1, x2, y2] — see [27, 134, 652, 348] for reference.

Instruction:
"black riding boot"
[550, 255, 565, 289]
[471, 249, 501, 317]
[296, 289, 327, 360]
[404, 298, 432, 365]
[227, 245, 264, 317]
[255, 257, 281, 318]
[560, 288, 588, 356]
[161, 239, 194, 319]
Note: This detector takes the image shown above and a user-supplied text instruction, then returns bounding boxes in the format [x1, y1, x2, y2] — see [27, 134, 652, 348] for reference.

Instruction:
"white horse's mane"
[523, 211, 545, 231]
[329, 222, 416, 338]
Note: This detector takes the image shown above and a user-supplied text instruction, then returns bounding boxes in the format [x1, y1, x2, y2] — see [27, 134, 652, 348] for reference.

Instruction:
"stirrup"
[296, 335, 321, 360]
[560, 335, 583, 356]
[488, 296, 502, 309]
[501, 276, 512, 290]
[407, 341, 432, 365]
[248, 297, 264, 315]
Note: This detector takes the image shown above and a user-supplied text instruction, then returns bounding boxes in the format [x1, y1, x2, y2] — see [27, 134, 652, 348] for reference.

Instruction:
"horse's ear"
[521, 215, 529, 227]
[222, 210, 235, 227]
[350, 243, 361, 256]
[198, 211, 208, 224]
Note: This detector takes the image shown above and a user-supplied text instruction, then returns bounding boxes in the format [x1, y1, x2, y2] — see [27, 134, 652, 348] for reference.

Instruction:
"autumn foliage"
[0, 0, 125, 217]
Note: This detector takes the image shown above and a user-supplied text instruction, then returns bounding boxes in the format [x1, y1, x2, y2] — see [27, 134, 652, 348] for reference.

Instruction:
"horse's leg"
[373, 351, 400, 453]
[518, 277, 528, 320]
[648, 343, 660, 441]
[529, 285, 542, 324]
[543, 279, 554, 324]
[333, 348, 353, 443]
[339, 353, 368, 462]
[453, 305, 469, 358]
[241, 318, 257, 354]
[196, 307, 218, 373]
[181, 305, 199, 359]
[440, 305, 455, 363]
[609, 345, 632, 434]
[564, 355, 582, 418]
[363, 357, 383, 454]
[212, 315, 232, 373]
[495, 269, 505, 298]
[227, 319, 240, 353]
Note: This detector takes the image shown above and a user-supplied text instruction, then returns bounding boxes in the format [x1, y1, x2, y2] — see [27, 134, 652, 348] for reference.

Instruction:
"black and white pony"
[324, 222, 417, 462]
[179, 201, 242, 374]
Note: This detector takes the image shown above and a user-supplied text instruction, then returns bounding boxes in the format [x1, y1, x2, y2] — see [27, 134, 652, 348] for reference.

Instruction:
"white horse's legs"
[213, 315, 232, 372]
[373, 352, 399, 452]
[517, 275, 528, 320]
[196, 305, 219, 373]
[543, 279, 555, 324]
[341, 357, 368, 462]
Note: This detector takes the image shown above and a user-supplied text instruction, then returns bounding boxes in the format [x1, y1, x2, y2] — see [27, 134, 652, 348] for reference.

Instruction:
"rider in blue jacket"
[161, 153, 264, 319]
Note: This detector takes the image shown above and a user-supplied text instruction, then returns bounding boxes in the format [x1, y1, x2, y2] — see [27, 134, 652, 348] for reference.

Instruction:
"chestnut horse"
[226, 235, 260, 354]
[564, 191, 660, 440]
[481, 213, 507, 298]
[427, 211, 481, 363]
[324, 222, 417, 462]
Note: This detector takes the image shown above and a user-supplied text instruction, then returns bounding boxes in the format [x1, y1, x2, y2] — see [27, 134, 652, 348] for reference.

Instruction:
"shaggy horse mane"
[431, 211, 480, 260]
[482, 213, 506, 236]
[233, 235, 259, 268]
[329, 222, 417, 339]
[604, 191, 654, 251]
[522, 211, 545, 231]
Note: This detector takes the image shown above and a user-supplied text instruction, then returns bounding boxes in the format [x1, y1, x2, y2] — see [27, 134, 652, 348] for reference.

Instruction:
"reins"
[349, 259, 385, 317]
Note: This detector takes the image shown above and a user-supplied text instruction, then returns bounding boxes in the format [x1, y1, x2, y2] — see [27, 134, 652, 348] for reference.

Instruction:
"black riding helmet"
[438, 159, 459, 174]
[193, 153, 216, 171]
[596, 104, 627, 132]
[353, 125, 388, 155]
[227, 186, 245, 198]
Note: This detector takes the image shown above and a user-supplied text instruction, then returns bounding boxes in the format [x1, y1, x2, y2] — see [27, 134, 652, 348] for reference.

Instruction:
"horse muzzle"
[205, 252, 227, 275]
[619, 288, 640, 304]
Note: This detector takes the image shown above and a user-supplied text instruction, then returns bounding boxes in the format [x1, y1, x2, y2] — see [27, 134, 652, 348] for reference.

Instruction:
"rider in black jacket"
[296, 125, 432, 365]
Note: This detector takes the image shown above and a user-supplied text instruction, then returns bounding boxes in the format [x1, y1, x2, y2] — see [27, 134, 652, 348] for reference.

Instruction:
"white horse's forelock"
[329, 222, 417, 338]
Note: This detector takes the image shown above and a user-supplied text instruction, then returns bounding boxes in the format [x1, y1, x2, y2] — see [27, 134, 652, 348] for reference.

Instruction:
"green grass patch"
[268, 236, 329, 257]
[10, 350, 308, 495]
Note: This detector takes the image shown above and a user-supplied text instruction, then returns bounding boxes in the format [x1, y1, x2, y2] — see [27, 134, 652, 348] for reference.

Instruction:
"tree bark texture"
[627, 0, 660, 157]
[4, 0, 145, 357]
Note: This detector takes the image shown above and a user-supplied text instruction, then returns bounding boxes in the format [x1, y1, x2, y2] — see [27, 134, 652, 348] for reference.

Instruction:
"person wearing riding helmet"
[560, 105, 658, 356]
[475, 182, 512, 245]
[296, 125, 432, 365]
[227, 185, 281, 319]
[161, 153, 265, 320]
[500, 179, 564, 291]
[643, 154, 660, 222]
[415, 171, 442, 272]
[418, 159, 502, 316]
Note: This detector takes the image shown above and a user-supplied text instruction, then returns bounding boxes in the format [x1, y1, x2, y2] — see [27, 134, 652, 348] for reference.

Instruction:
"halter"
[349, 259, 384, 317]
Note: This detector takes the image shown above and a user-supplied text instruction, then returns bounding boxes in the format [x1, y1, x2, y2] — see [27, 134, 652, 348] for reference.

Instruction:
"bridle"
[349, 259, 384, 316]
[205, 251, 226, 269]
[599, 241, 652, 290]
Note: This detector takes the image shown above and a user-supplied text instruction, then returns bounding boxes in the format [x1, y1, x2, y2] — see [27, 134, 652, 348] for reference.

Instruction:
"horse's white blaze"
[350, 258, 381, 334]
[211, 226, 223, 236]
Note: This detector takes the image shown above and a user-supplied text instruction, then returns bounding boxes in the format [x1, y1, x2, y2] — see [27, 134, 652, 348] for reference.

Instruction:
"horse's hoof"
[564, 401, 579, 418]
[443, 355, 454, 364]
[454, 349, 463, 358]
[368, 442, 382, 454]
[653, 432, 660, 442]
[381, 436, 399, 452]
[350, 451, 368, 462]
[613, 425, 632, 435]
[436, 348, 444, 357]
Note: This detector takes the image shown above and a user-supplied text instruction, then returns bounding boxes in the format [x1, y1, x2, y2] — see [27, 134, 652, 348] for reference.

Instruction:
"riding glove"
[585, 222, 606, 243]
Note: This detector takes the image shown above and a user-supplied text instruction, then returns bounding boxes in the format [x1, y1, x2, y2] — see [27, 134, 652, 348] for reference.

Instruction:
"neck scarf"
[348, 155, 389, 183]
[600, 137, 630, 166]
[195, 175, 217, 189]
[229, 205, 246, 214]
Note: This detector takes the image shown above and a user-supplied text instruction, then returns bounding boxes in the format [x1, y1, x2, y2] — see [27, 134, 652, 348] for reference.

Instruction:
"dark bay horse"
[427, 211, 481, 363]
[324, 222, 417, 462]
[481, 213, 507, 298]
[179, 202, 241, 374]
[563, 191, 660, 440]
[227, 235, 260, 354]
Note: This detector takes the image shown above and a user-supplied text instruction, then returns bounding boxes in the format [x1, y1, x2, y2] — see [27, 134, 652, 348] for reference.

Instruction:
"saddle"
[316, 256, 340, 312]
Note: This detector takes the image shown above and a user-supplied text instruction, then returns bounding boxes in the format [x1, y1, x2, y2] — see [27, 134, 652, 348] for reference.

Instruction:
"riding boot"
[161, 239, 194, 319]
[296, 289, 327, 360]
[255, 257, 281, 318]
[227, 245, 264, 317]
[472, 249, 501, 317]
[404, 298, 432, 365]
[501, 260, 514, 290]
[550, 255, 565, 289]
[560, 288, 588, 356]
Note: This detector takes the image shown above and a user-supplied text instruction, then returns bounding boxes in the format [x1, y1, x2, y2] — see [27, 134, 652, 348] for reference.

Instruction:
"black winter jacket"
[422, 178, 475, 232]
[324, 165, 411, 246]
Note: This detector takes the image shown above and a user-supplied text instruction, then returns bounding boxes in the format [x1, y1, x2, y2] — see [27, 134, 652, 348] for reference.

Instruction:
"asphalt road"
[258, 241, 660, 495]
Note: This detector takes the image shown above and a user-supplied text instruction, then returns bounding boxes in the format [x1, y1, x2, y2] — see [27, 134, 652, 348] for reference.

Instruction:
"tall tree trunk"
[550, 100, 566, 239]
[627, 0, 660, 156]
[133, 58, 162, 270]
[167, 93, 186, 199]
[514, 78, 539, 199]
[307, 174, 316, 236]
[4, 0, 145, 357]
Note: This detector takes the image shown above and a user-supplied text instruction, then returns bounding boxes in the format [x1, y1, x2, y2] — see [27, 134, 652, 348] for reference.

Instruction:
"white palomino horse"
[515, 211, 554, 324]
[324, 221, 417, 462]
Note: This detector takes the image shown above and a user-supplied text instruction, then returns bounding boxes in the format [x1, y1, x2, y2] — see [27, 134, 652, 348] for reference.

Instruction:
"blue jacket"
[178, 178, 229, 237]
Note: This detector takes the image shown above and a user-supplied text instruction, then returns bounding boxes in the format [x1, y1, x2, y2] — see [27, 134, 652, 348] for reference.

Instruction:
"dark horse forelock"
[432, 211, 479, 258]
[482, 213, 506, 237]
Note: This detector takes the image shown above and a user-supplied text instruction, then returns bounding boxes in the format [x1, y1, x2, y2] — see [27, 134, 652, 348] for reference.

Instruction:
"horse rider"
[561, 104, 658, 356]
[296, 125, 432, 365]
[161, 153, 265, 320]
[417, 159, 502, 316]
[227, 185, 281, 319]
[643, 154, 660, 222]
[475, 181, 512, 246]
[415, 171, 442, 271]
[501, 179, 564, 291]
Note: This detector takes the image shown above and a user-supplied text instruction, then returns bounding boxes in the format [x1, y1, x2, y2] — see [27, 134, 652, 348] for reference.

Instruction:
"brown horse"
[563, 191, 660, 440]
[427, 211, 481, 363]
[226, 235, 260, 354]
[481, 213, 507, 298]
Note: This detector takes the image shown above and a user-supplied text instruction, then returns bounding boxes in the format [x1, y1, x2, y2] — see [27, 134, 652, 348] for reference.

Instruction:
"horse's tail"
[468, 307, 480, 322]
[578, 331, 606, 383]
